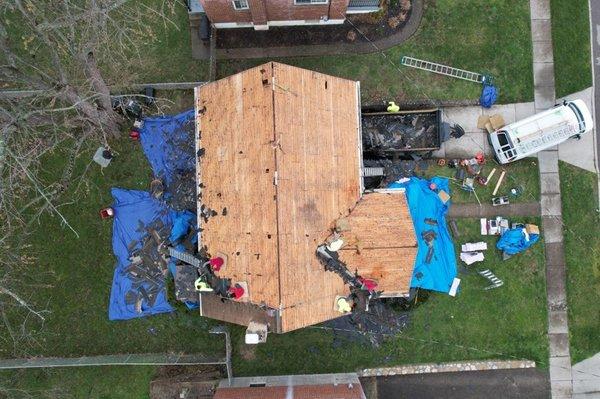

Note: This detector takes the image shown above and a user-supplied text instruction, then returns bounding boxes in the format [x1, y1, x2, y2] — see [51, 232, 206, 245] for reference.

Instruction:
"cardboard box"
[438, 190, 450, 204]
[525, 224, 540, 235]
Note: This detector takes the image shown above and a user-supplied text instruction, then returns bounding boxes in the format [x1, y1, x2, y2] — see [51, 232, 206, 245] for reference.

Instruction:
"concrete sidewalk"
[572, 353, 600, 398]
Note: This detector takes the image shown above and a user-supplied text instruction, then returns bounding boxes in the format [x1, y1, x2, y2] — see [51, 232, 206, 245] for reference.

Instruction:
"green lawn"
[131, 0, 534, 104]
[422, 158, 540, 204]
[559, 162, 600, 364]
[550, 0, 593, 98]
[216, 0, 533, 103]
[0, 367, 156, 399]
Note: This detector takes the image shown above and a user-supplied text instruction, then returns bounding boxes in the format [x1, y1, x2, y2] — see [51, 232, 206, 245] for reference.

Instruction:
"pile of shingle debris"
[124, 219, 171, 313]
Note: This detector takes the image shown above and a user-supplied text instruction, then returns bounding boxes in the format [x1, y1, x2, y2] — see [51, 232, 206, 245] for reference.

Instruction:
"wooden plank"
[272, 63, 361, 332]
[197, 64, 280, 308]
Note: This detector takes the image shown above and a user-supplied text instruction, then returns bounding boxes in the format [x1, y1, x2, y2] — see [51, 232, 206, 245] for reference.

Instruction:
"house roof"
[338, 190, 418, 296]
[196, 62, 416, 332]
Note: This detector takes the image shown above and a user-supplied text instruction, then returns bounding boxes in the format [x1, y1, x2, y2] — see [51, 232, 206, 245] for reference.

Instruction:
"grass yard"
[217, 0, 533, 104]
[550, 0, 593, 98]
[4, 126, 549, 369]
[0, 366, 156, 399]
[422, 157, 541, 204]
[126, 0, 534, 104]
[559, 162, 600, 364]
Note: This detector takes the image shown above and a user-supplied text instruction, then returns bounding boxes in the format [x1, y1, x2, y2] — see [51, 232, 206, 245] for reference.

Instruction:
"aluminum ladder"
[401, 56, 485, 84]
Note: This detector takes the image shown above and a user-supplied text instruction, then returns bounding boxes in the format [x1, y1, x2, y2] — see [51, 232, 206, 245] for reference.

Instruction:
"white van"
[489, 99, 593, 164]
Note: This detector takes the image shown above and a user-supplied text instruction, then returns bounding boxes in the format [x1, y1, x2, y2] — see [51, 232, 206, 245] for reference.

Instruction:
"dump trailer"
[361, 107, 443, 156]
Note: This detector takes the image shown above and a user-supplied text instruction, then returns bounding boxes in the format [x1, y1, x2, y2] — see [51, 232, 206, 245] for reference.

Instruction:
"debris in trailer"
[362, 112, 439, 152]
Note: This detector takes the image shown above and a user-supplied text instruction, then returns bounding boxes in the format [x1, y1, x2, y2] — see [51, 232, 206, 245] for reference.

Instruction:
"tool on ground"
[437, 159, 446, 166]
[484, 168, 497, 186]
[478, 269, 504, 290]
[492, 196, 510, 206]
[401, 56, 490, 84]
[492, 170, 506, 196]
[100, 207, 114, 219]
[421, 230, 437, 264]
[510, 186, 523, 197]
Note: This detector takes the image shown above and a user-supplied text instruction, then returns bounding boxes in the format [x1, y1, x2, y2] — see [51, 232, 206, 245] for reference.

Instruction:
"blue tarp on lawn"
[388, 177, 458, 294]
[109, 188, 174, 320]
[497, 227, 539, 255]
[139, 109, 195, 185]
[109, 110, 197, 320]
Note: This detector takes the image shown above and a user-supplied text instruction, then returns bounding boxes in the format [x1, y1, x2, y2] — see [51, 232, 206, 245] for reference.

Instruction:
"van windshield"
[567, 103, 586, 133]
[497, 131, 510, 147]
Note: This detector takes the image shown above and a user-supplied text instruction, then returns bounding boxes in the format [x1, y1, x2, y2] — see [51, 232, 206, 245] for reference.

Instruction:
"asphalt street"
[363, 368, 550, 399]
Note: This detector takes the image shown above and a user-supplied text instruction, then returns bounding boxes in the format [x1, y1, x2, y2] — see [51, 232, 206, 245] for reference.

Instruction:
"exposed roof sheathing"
[196, 63, 416, 332]
[197, 63, 361, 331]
[338, 191, 418, 295]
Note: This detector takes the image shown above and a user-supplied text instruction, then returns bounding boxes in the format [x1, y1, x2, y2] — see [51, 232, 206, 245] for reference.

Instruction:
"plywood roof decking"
[338, 191, 418, 295]
[196, 62, 362, 332]
[196, 64, 280, 308]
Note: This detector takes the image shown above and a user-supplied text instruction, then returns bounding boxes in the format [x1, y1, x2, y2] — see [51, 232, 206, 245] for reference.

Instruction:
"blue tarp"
[496, 227, 539, 255]
[109, 188, 174, 320]
[140, 109, 195, 185]
[388, 177, 458, 294]
[109, 110, 197, 320]
[480, 84, 498, 108]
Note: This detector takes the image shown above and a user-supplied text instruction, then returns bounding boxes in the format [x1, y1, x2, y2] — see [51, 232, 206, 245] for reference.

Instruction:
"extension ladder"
[478, 269, 504, 290]
[401, 56, 485, 84]
[169, 247, 201, 268]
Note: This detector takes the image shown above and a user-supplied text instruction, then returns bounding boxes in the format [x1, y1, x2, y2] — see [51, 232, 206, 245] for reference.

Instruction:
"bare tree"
[0, 0, 176, 356]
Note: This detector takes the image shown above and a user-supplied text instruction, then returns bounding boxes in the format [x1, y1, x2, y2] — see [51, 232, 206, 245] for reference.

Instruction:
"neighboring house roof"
[213, 384, 366, 399]
[214, 373, 366, 399]
[195, 62, 416, 332]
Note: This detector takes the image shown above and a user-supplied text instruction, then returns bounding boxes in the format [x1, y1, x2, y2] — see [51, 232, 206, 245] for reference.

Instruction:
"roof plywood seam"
[270, 63, 284, 313]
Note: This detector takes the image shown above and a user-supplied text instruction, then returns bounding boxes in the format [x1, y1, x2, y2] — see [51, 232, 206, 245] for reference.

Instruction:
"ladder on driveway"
[401, 56, 486, 84]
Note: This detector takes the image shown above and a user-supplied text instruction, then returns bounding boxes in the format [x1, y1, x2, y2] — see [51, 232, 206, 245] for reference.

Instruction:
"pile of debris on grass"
[323, 298, 412, 348]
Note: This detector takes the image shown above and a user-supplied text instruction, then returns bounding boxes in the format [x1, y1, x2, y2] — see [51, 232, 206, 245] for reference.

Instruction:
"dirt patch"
[238, 341, 257, 361]
[150, 366, 223, 399]
[216, 0, 413, 49]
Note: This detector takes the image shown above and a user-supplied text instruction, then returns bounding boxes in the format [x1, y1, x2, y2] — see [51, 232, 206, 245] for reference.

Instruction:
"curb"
[357, 360, 536, 377]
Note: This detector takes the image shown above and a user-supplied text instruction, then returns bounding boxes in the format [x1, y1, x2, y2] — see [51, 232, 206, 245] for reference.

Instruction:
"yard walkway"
[530, 1, 573, 398]
[447, 202, 540, 218]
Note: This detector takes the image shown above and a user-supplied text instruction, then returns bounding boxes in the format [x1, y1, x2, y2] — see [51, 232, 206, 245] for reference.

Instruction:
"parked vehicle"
[489, 100, 593, 164]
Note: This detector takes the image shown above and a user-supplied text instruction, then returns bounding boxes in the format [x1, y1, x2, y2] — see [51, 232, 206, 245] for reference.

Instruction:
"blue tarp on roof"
[109, 110, 197, 320]
[388, 177, 458, 294]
